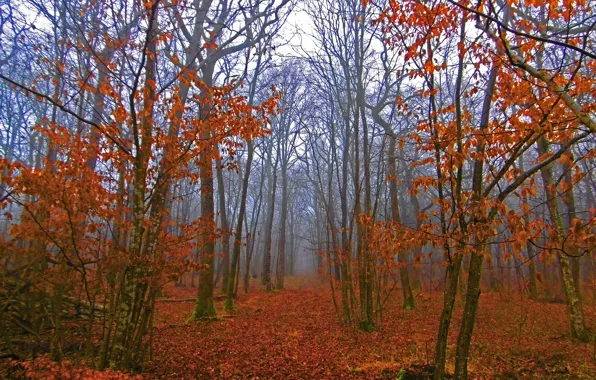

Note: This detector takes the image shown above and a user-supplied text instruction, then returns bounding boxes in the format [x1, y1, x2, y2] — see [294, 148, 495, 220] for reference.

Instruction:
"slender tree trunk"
[433, 255, 463, 380]
[452, 48, 498, 378]
[537, 137, 589, 342]
[526, 241, 539, 300]
[329, 118, 351, 323]
[563, 156, 581, 295]
[519, 154, 539, 300]
[356, 9, 374, 331]
[287, 208, 296, 277]
[216, 159, 230, 293]
[406, 168, 423, 291]
[459, 255, 469, 298]
[388, 138, 415, 309]
[245, 164, 265, 293]
[224, 142, 253, 311]
[261, 143, 278, 291]
[428, 31, 461, 378]
[275, 164, 288, 289]
[454, 249, 483, 379]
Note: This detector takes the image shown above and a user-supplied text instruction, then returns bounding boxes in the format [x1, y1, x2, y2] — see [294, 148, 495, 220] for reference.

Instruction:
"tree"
[374, 0, 596, 377]
[1, 0, 278, 368]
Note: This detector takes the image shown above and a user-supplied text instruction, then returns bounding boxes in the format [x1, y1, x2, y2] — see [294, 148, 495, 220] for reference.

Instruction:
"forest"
[0, 0, 595, 378]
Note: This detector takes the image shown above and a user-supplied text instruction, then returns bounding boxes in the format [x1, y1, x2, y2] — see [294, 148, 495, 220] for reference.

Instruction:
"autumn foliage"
[0, 0, 278, 371]
[1, 0, 596, 378]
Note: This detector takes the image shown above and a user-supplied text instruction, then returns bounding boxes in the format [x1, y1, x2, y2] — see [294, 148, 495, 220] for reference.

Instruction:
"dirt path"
[146, 277, 596, 379]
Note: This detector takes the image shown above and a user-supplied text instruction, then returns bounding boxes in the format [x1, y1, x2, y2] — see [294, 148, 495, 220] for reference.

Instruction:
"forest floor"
[142, 277, 596, 379]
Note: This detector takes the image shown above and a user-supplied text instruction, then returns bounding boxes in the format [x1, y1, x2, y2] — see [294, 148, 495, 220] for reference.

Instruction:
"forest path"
[146, 277, 596, 379]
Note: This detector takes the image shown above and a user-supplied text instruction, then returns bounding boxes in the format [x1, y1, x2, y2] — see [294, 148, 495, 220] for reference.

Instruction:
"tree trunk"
[216, 159, 230, 293]
[224, 142, 253, 311]
[519, 153, 539, 300]
[538, 137, 590, 342]
[275, 164, 288, 289]
[245, 166, 265, 294]
[433, 255, 462, 380]
[451, 33, 496, 377]
[563, 156, 581, 295]
[454, 250, 483, 379]
[191, 62, 217, 320]
[261, 143, 278, 291]
[388, 138, 415, 309]
[526, 241, 539, 300]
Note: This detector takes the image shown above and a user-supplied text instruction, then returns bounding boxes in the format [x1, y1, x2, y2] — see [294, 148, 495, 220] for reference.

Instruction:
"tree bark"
[261, 141, 278, 291]
[388, 138, 415, 309]
[224, 142, 253, 311]
[433, 255, 463, 380]
[454, 249, 483, 379]
[452, 48, 498, 378]
[216, 159, 230, 293]
[191, 62, 217, 320]
[537, 137, 589, 342]
[563, 156, 581, 295]
[275, 164, 288, 289]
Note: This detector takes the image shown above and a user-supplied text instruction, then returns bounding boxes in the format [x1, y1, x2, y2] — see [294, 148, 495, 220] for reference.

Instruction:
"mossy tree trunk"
[103, 3, 161, 368]
[454, 249, 483, 379]
[538, 137, 590, 342]
[563, 156, 581, 295]
[191, 62, 217, 321]
[433, 254, 462, 380]
[451, 30, 497, 377]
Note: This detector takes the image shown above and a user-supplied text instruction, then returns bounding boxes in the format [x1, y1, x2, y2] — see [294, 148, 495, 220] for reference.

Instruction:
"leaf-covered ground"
[146, 277, 596, 379]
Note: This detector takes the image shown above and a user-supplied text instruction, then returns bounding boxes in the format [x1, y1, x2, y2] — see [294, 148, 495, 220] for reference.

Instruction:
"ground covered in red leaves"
[144, 277, 596, 379]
